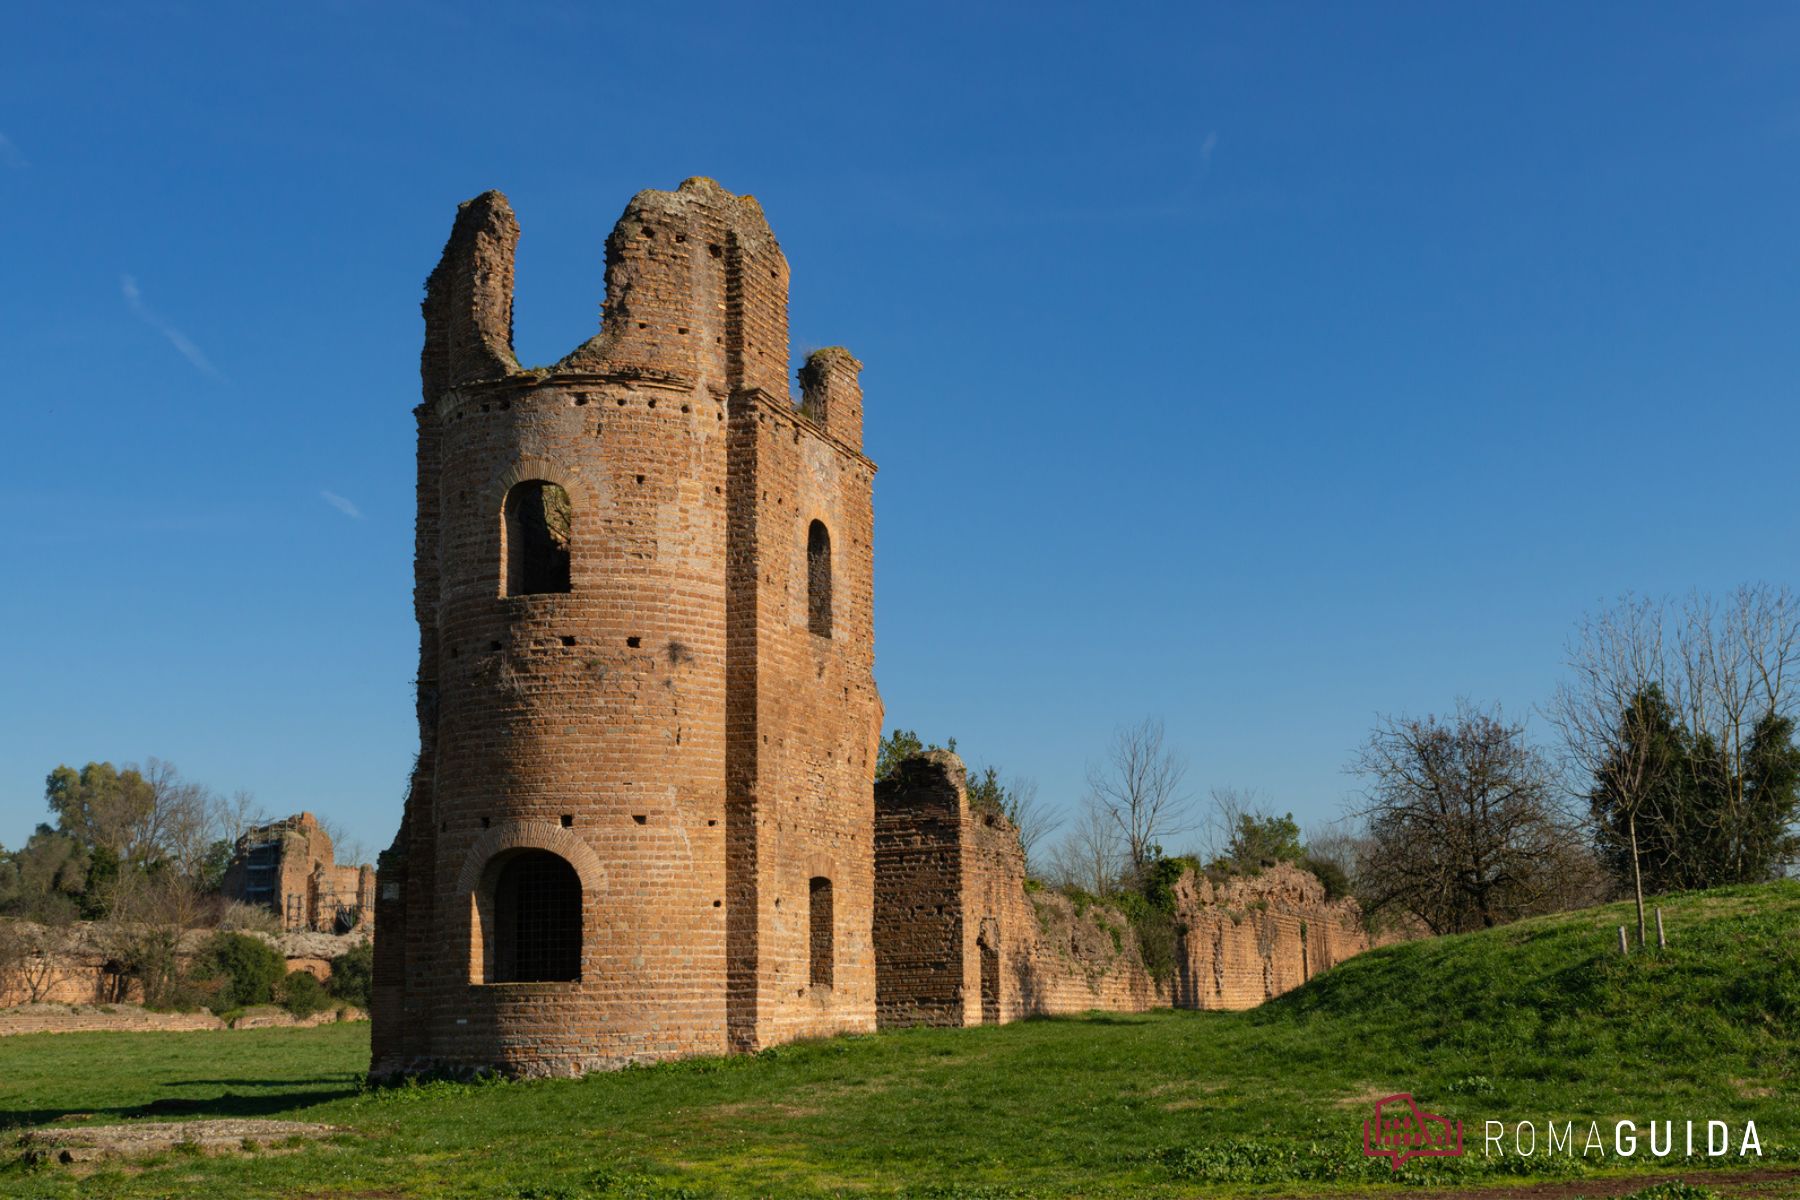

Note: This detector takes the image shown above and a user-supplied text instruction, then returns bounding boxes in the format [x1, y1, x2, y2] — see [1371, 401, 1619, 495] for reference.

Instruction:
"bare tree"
[1352, 701, 1582, 935]
[1550, 586, 1800, 943]
[1670, 585, 1800, 882]
[96, 866, 219, 1007]
[1000, 775, 1061, 874]
[1205, 786, 1294, 864]
[212, 789, 267, 848]
[316, 815, 371, 869]
[1044, 796, 1126, 896]
[139, 758, 218, 882]
[1086, 717, 1192, 874]
[1548, 594, 1668, 946]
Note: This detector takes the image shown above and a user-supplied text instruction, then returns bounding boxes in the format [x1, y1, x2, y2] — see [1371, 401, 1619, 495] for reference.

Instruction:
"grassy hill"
[1, 882, 1796, 1198]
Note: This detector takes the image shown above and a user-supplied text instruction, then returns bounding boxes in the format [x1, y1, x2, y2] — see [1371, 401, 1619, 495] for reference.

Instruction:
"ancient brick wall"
[873, 752, 967, 1027]
[1171, 866, 1368, 1010]
[873, 754, 1369, 1028]
[874, 753, 1168, 1029]
[375, 179, 880, 1079]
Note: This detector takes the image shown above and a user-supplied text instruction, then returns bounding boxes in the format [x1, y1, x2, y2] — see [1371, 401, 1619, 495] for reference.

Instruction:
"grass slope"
[0, 882, 1795, 1198]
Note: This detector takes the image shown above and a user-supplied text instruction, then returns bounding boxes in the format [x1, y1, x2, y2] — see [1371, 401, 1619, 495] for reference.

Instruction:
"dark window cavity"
[503, 481, 572, 596]
[807, 520, 832, 637]
[809, 875, 834, 989]
[491, 850, 581, 983]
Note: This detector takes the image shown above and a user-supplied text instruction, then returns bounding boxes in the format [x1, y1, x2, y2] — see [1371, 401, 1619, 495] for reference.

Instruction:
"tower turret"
[373, 180, 880, 1078]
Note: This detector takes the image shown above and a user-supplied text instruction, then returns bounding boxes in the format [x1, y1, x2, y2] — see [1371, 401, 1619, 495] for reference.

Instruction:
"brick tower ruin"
[371, 178, 882, 1078]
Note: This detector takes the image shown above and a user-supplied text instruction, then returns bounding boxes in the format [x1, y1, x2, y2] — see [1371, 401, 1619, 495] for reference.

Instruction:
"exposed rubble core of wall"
[374, 179, 882, 1079]
[874, 753, 1368, 1028]
[219, 813, 374, 934]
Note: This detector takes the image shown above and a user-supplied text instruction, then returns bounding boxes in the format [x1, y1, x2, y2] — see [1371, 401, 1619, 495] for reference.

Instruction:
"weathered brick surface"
[1169, 866, 1368, 1009]
[874, 754, 1369, 1028]
[374, 179, 880, 1078]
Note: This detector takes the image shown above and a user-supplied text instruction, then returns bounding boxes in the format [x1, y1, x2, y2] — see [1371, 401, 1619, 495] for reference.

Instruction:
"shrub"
[194, 932, 285, 1013]
[1300, 854, 1351, 901]
[280, 968, 329, 1018]
[329, 940, 374, 1009]
[215, 901, 281, 934]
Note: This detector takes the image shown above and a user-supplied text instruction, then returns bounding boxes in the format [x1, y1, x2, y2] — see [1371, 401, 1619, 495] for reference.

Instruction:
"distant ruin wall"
[219, 812, 375, 934]
[874, 754, 1368, 1028]
[0, 1003, 366, 1037]
[0, 923, 370, 1008]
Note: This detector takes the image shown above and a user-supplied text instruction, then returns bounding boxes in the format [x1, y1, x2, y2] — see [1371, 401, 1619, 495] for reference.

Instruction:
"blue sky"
[2, 3, 1797, 860]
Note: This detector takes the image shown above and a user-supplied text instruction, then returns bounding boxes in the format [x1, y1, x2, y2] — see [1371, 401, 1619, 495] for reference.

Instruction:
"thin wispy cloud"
[1199, 130, 1219, 171]
[0, 132, 25, 169]
[320, 491, 364, 520]
[121, 274, 223, 379]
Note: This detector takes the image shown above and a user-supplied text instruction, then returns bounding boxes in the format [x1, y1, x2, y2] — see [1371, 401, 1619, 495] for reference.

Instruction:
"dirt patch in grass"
[1334, 1083, 1404, 1107]
[704, 1101, 823, 1120]
[17, 1118, 348, 1164]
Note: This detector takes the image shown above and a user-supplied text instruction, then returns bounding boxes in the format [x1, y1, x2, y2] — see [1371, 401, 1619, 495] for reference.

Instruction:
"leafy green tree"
[966, 764, 1005, 814]
[194, 932, 286, 1012]
[280, 969, 330, 1018]
[1588, 685, 1686, 894]
[1217, 811, 1303, 872]
[44, 762, 156, 861]
[1300, 853, 1351, 900]
[1735, 711, 1800, 877]
[1590, 692, 1800, 894]
[328, 941, 375, 1009]
[1, 825, 91, 920]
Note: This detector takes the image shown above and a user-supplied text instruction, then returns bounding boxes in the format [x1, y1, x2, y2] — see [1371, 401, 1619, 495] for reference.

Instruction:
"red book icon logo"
[1363, 1093, 1464, 1169]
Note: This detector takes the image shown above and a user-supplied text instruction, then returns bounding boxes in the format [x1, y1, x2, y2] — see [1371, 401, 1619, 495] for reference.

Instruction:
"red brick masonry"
[373, 180, 1369, 1080]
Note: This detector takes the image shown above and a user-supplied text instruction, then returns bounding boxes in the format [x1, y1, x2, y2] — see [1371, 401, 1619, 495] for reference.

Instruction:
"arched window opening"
[806, 520, 832, 638]
[808, 876, 834, 990]
[503, 481, 572, 596]
[490, 850, 581, 983]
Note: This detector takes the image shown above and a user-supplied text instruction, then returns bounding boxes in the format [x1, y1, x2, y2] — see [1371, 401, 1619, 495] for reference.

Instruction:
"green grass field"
[1, 882, 1797, 1198]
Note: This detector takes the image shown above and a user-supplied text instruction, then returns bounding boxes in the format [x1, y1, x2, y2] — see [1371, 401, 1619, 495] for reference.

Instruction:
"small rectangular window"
[808, 876, 833, 989]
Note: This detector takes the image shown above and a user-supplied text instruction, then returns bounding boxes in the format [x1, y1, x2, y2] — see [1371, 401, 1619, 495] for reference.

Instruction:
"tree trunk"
[1628, 811, 1647, 947]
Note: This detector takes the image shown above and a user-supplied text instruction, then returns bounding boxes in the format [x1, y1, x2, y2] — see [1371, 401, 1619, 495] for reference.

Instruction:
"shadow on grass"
[158, 1077, 355, 1089]
[990, 1012, 1168, 1030]
[0, 1086, 359, 1131]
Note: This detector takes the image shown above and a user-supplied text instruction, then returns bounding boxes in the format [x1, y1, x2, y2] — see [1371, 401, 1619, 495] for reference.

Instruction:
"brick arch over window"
[458, 822, 604, 985]
[456, 821, 605, 895]
[806, 519, 832, 638]
[484, 457, 598, 598]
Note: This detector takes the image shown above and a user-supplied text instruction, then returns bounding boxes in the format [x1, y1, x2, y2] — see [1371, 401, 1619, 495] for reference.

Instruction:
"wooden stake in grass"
[1656, 907, 1666, 948]
[1619, 925, 1630, 955]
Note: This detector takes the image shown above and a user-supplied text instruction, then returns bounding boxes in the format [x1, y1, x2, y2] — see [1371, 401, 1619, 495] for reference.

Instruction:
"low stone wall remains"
[0, 1002, 366, 1037]
[0, 923, 369, 1008]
